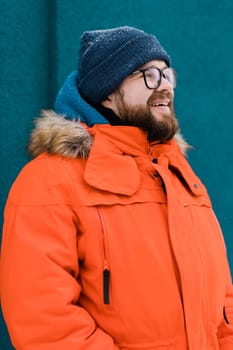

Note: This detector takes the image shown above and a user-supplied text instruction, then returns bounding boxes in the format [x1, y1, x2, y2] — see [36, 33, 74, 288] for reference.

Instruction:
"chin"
[151, 111, 171, 122]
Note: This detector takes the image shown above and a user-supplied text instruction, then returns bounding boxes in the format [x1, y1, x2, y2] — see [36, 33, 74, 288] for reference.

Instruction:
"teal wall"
[1, 0, 233, 348]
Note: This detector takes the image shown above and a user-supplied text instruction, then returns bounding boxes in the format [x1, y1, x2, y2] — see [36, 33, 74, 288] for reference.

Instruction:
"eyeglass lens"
[144, 68, 176, 89]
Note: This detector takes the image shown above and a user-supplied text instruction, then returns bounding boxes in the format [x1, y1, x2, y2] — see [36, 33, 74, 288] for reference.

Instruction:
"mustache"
[147, 91, 173, 105]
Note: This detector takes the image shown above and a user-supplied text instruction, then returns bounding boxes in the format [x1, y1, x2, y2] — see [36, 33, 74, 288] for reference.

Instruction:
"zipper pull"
[103, 268, 110, 304]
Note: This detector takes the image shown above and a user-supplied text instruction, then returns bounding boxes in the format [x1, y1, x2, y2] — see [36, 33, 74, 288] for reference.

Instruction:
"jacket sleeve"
[0, 157, 119, 350]
[217, 262, 233, 350]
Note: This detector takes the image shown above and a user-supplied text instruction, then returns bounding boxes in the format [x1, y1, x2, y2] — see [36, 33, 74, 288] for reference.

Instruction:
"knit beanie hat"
[77, 26, 171, 104]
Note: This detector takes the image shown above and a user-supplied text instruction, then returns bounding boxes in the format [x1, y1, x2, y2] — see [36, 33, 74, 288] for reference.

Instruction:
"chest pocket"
[168, 164, 212, 208]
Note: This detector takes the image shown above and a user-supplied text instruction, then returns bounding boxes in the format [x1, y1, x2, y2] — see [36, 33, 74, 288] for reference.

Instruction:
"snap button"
[193, 183, 199, 189]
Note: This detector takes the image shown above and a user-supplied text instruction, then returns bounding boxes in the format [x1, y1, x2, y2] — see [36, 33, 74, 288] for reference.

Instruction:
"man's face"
[102, 60, 179, 142]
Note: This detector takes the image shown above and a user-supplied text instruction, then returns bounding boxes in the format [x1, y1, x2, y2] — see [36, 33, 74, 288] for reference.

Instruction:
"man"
[1, 26, 233, 350]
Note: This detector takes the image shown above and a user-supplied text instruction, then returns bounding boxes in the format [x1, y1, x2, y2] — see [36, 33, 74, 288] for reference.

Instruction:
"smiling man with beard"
[101, 63, 178, 142]
[1, 26, 233, 350]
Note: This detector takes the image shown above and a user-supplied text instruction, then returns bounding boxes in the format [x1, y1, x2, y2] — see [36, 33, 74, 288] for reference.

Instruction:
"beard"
[113, 90, 179, 142]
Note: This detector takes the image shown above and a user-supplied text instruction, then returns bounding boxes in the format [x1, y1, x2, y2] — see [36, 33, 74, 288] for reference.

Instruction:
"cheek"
[123, 88, 151, 107]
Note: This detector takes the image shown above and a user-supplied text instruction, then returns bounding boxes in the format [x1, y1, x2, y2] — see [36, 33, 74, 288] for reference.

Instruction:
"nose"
[157, 76, 173, 92]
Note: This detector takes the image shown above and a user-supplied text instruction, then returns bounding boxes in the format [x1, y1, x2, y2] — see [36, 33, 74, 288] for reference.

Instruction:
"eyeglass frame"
[131, 66, 177, 90]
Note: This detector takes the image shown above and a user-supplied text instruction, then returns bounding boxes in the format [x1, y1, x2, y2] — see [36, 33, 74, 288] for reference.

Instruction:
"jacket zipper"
[223, 306, 229, 324]
[96, 207, 110, 304]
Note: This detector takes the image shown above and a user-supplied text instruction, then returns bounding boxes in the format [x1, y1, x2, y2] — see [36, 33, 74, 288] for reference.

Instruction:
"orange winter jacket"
[1, 111, 233, 350]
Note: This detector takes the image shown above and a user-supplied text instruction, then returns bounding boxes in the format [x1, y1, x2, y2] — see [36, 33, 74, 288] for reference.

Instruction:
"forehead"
[138, 59, 168, 70]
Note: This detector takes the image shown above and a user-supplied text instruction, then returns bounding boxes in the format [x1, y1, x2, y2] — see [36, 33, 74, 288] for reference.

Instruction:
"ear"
[101, 93, 115, 109]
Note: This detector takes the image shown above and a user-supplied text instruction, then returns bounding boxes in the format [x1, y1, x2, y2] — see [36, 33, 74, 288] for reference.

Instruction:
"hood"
[54, 71, 109, 126]
[28, 110, 190, 159]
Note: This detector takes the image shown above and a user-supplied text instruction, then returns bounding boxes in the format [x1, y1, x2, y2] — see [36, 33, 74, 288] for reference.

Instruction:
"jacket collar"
[83, 125, 199, 196]
[28, 110, 193, 196]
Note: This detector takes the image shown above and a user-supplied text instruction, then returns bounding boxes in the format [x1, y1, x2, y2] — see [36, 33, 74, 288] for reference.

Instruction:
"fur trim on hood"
[28, 110, 190, 159]
[28, 110, 92, 159]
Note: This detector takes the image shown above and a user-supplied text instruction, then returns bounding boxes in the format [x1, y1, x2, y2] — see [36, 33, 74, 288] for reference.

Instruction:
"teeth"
[152, 102, 168, 107]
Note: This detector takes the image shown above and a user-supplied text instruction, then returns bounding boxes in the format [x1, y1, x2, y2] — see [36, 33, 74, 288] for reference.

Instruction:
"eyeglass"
[131, 66, 176, 90]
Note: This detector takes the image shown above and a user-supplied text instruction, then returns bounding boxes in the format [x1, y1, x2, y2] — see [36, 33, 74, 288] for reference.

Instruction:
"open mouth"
[151, 101, 170, 107]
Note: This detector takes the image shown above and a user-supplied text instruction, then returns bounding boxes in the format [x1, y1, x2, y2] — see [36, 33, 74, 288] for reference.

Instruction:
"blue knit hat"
[77, 26, 171, 104]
